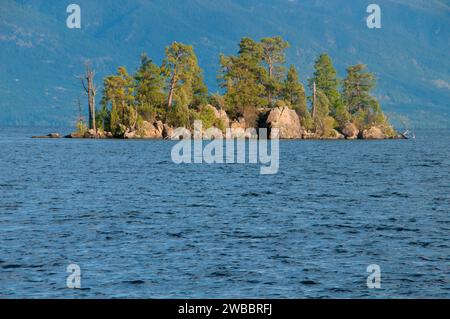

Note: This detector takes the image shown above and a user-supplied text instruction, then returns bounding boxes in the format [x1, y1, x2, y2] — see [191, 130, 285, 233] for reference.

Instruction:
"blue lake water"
[0, 127, 449, 298]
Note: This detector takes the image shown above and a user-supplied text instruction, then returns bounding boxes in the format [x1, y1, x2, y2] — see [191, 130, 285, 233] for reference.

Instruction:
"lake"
[0, 127, 449, 298]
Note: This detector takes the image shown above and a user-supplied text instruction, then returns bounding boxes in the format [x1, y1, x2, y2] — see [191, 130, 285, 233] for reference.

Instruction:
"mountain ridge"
[0, 0, 449, 128]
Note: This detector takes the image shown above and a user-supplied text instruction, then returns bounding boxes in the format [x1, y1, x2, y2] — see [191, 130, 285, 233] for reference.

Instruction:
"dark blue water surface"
[0, 127, 449, 298]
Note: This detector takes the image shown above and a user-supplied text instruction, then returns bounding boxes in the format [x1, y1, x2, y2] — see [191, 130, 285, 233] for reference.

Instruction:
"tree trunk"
[268, 59, 273, 107]
[81, 66, 96, 131]
[91, 94, 96, 130]
[312, 81, 317, 119]
[167, 76, 177, 111]
[122, 100, 125, 124]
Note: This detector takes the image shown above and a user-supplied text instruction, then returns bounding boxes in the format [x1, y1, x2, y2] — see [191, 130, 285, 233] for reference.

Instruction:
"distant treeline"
[79, 36, 391, 137]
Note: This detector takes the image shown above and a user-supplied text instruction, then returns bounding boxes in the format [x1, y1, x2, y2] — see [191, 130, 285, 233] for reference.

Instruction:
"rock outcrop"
[171, 127, 191, 140]
[32, 133, 61, 138]
[85, 129, 103, 138]
[228, 118, 257, 139]
[141, 121, 163, 139]
[266, 107, 303, 139]
[302, 131, 319, 140]
[204, 104, 230, 128]
[203, 127, 224, 140]
[229, 118, 246, 138]
[324, 129, 345, 140]
[104, 131, 113, 138]
[123, 129, 137, 139]
[39, 104, 403, 140]
[64, 128, 113, 139]
[162, 124, 174, 139]
[362, 126, 385, 139]
[64, 132, 83, 138]
[342, 123, 359, 140]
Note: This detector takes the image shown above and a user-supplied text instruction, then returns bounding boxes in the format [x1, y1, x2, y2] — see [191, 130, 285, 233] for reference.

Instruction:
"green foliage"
[76, 119, 88, 135]
[162, 42, 207, 111]
[195, 106, 217, 129]
[219, 37, 266, 126]
[166, 103, 190, 128]
[86, 36, 392, 138]
[135, 115, 146, 137]
[96, 103, 111, 131]
[209, 93, 226, 110]
[309, 53, 342, 115]
[333, 98, 351, 128]
[282, 65, 311, 129]
[109, 104, 121, 136]
[135, 53, 165, 110]
[313, 90, 332, 134]
[261, 36, 290, 106]
[343, 64, 375, 112]
[4, 1, 447, 129]
[191, 70, 209, 108]
[322, 116, 337, 137]
[102, 66, 136, 136]
[137, 103, 155, 122]
[343, 64, 386, 129]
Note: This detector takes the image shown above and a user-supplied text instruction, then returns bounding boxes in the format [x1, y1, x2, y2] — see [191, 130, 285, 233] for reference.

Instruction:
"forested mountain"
[0, 0, 448, 127]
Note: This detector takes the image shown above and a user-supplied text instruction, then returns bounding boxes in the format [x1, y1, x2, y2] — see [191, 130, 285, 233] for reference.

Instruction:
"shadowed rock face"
[266, 107, 304, 139]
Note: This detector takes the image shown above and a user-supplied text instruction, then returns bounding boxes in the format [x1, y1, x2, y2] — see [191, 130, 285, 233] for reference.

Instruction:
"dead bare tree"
[78, 63, 97, 131]
[387, 112, 414, 139]
[312, 81, 317, 120]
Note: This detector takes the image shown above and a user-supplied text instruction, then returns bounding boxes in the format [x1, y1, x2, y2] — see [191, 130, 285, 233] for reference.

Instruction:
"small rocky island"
[34, 37, 406, 141]
[38, 104, 403, 140]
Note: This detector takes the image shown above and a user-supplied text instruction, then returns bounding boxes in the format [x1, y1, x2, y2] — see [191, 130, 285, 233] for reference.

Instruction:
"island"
[35, 36, 406, 140]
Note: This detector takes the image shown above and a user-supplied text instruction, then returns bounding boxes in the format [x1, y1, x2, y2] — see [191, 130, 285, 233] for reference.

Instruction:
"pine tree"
[308, 53, 341, 115]
[314, 90, 335, 136]
[161, 42, 206, 113]
[96, 103, 110, 132]
[134, 53, 165, 119]
[219, 37, 266, 126]
[260, 36, 290, 106]
[101, 67, 136, 136]
[343, 64, 385, 128]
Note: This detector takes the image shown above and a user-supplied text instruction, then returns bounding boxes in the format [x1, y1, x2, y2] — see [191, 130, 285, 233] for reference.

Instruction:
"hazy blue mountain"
[0, 0, 449, 128]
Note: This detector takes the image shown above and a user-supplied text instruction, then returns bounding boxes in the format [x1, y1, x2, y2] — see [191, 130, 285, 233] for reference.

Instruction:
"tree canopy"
[88, 36, 391, 138]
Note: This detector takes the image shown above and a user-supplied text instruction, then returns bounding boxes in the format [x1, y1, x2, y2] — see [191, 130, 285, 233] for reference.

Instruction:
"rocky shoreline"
[32, 105, 406, 141]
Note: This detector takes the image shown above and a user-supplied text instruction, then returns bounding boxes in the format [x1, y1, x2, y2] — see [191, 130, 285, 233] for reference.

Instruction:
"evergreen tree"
[313, 90, 336, 136]
[134, 53, 165, 121]
[343, 64, 385, 128]
[219, 37, 266, 126]
[190, 69, 208, 108]
[308, 53, 341, 115]
[333, 98, 351, 128]
[89, 38, 394, 139]
[101, 66, 136, 136]
[260, 36, 290, 106]
[282, 65, 311, 129]
[314, 90, 330, 123]
[238, 37, 263, 60]
[161, 42, 206, 113]
[95, 103, 110, 131]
